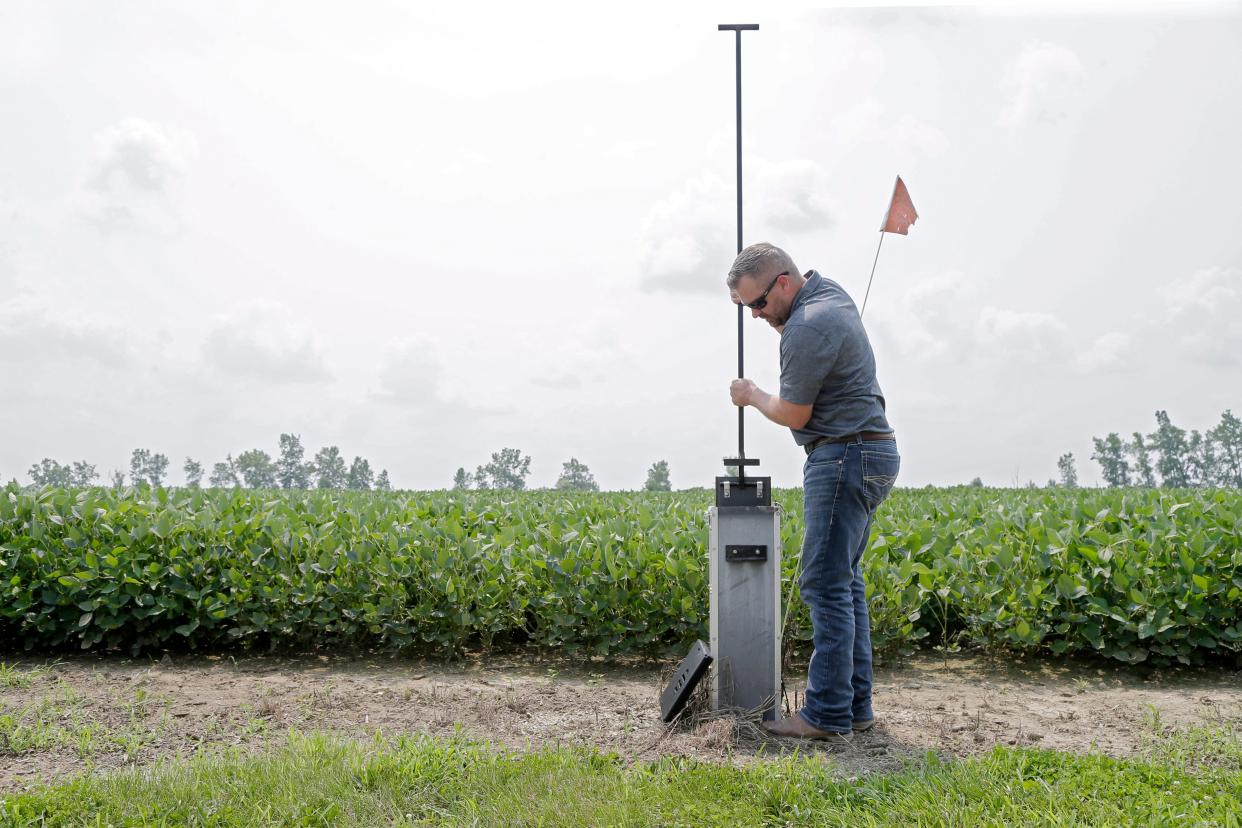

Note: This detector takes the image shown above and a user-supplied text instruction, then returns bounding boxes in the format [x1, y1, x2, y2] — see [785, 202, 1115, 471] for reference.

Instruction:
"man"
[727, 242, 900, 743]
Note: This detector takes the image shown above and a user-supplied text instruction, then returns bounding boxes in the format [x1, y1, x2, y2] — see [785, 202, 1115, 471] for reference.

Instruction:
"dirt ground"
[2, 650, 1240, 792]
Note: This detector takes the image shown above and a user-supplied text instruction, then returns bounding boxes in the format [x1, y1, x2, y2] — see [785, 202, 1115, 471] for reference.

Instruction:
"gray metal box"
[708, 504, 782, 721]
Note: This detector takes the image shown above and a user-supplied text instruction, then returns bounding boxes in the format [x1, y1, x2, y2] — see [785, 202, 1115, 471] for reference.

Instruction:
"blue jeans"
[797, 438, 900, 734]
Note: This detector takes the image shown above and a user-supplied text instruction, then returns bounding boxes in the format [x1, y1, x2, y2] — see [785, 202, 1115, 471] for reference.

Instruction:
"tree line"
[26, 434, 392, 491]
[452, 450, 672, 492]
[25, 410, 1239, 493]
[21, 440, 676, 492]
[1074, 409, 1241, 488]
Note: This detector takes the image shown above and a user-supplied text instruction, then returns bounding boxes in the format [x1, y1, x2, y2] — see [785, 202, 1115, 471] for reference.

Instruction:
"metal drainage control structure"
[661, 22, 782, 726]
[709, 462, 781, 721]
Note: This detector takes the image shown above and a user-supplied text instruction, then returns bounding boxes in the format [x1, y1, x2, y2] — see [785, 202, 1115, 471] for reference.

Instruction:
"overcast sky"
[3, 2, 1240, 490]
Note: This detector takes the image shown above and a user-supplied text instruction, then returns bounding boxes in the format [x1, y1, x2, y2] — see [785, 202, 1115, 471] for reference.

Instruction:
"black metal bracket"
[725, 544, 768, 562]
[715, 475, 771, 507]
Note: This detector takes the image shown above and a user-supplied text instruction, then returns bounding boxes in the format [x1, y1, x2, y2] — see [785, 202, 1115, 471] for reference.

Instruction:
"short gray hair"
[726, 243, 799, 290]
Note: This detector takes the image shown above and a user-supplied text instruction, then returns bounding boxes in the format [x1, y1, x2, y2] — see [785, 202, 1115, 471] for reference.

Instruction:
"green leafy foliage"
[858, 486, 1242, 665]
[0, 484, 1238, 664]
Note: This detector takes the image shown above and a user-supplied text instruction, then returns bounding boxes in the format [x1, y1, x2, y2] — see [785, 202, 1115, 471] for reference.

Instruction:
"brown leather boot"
[762, 714, 853, 743]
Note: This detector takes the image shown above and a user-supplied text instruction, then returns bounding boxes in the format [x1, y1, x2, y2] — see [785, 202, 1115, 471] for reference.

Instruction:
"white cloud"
[370, 336, 443, 405]
[874, 270, 1114, 374]
[998, 42, 1085, 128]
[0, 294, 130, 367]
[1162, 266, 1242, 367]
[75, 118, 198, 233]
[203, 300, 331, 382]
[636, 171, 732, 294]
[876, 271, 1143, 379]
[975, 306, 1068, 364]
[1071, 331, 1131, 374]
[524, 331, 624, 392]
[637, 157, 836, 294]
[877, 264, 1238, 378]
[871, 270, 975, 363]
[834, 99, 949, 160]
[750, 159, 837, 234]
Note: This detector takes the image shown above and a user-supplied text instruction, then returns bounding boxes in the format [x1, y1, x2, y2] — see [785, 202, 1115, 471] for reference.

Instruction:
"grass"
[1141, 705, 1242, 773]
[2, 729, 1241, 827]
[0, 682, 170, 762]
[0, 663, 56, 691]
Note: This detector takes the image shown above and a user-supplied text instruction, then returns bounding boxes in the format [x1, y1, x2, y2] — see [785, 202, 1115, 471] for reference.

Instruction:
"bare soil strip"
[3, 651, 1240, 791]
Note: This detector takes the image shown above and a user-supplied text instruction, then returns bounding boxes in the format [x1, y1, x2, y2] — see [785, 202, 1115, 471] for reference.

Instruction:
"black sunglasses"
[744, 271, 788, 310]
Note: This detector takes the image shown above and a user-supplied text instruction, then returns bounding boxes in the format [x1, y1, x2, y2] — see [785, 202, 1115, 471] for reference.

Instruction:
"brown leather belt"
[804, 432, 895, 455]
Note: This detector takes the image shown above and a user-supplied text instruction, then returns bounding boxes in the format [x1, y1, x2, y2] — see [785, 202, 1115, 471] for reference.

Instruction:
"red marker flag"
[880, 175, 918, 235]
[861, 175, 918, 316]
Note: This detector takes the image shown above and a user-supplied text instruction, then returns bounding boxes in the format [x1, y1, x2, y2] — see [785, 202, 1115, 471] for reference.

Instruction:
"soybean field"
[3, 483, 1239, 666]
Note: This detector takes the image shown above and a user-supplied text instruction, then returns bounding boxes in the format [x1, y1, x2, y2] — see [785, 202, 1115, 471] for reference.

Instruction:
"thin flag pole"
[860, 231, 885, 318]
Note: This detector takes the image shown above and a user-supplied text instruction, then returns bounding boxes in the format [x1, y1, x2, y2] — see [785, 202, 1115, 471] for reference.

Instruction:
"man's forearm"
[750, 388, 803, 429]
[730, 378, 813, 428]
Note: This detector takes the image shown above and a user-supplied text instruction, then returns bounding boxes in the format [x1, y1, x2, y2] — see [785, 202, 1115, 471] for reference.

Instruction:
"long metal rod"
[734, 28, 745, 464]
[719, 24, 758, 469]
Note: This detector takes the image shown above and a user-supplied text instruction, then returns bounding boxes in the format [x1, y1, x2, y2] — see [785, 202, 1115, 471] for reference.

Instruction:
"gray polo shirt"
[778, 270, 892, 446]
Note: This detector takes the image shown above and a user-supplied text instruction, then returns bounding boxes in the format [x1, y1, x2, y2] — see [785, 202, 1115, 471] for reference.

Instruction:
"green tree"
[1186, 430, 1218, 487]
[644, 460, 671, 492]
[1127, 432, 1157, 487]
[347, 456, 374, 490]
[183, 458, 204, 488]
[313, 446, 348, 489]
[452, 467, 472, 490]
[1210, 409, 1242, 488]
[29, 459, 72, 486]
[209, 456, 240, 488]
[27, 459, 92, 487]
[474, 448, 531, 490]
[235, 450, 278, 489]
[129, 449, 151, 487]
[109, 470, 126, 489]
[968, 476, 984, 488]
[148, 453, 169, 487]
[1056, 452, 1078, 488]
[1149, 410, 1191, 487]
[69, 462, 97, 486]
[129, 449, 169, 487]
[1090, 433, 1130, 487]
[277, 433, 311, 489]
[555, 457, 598, 491]
[375, 469, 392, 491]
